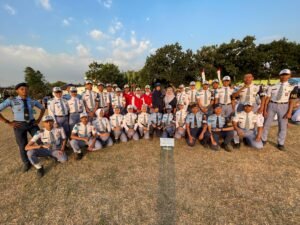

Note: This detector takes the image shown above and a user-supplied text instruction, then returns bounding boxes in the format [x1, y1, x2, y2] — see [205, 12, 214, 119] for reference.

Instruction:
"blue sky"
[0, 0, 300, 85]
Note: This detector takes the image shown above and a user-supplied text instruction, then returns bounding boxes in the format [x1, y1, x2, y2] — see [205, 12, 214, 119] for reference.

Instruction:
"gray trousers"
[55, 116, 70, 137]
[27, 148, 67, 169]
[69, 113, 80, 132]
[125, 129, 139, 141]
[221, 104, 233, 118]
[262, 102, 288, 145]
[113, 129, 128, 142]
[234, 128, 263, 149]
[138, 126, 150, 139]
[175, 127, 185, 139]
[70, 139, 102, 153]
[97, 134, 114, 147]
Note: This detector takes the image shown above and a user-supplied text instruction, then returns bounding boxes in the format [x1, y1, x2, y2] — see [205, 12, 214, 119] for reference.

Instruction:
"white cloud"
[38, 0, 52, 11]
[0, 34, 152, 85]
[76, 44, 90, 57]
[0, 44, 90, 86]
[89, 29, 106, 40]
[3, 4, 16, 15]
[62, 17, 73, 26]
[98, 0, 112, 8]
[109, 19, 123, 34]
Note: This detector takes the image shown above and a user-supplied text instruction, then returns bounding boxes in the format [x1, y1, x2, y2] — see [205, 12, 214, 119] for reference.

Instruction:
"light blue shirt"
[207, 114, 226, 129]
[150, 112, 163, 125]
[63, 93, 82, 101]
[186, 112, 204, 128]
[0, 96, 44, 121]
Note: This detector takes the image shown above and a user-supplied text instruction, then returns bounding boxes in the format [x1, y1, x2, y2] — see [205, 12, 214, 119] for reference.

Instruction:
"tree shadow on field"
[157, 148, 176, 225]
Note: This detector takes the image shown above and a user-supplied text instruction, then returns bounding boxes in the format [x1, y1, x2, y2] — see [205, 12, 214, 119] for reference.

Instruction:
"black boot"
[76, 153, 83, 160]
[37, 166, 45, 178]
[22, 163, 31, 173]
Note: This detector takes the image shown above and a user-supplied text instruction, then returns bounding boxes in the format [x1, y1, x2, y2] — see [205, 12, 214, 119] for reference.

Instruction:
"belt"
[55, 115, 68, 117]
[220, 103, 231, 105]
[70, 112, 82, 114]
[14, 120, 35, 123]
[270, 101, 288, 104]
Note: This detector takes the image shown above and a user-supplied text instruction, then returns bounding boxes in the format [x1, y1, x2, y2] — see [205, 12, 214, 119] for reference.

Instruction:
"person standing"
[81, 80, 99, 122]
[163, 87, 177, 113]
[0, 82, 45, 172]
[141, 85, 153, 112]
[215, 76, 235, 118]
[262, 69, 298, 150]
[48, 87, 70, 137]
[232, 73, 265, 113]
[68, 87, 86, 134]
[152, 83, 164, 113]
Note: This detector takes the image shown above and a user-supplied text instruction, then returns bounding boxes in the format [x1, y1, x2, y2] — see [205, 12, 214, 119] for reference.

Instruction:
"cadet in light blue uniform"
[149, 106, 163, 137]
[68, 87, 85, 133]
[162, 105, 176, 138]
[185, 103, 208, 147]
[25, 115, 67, 178]
[0, 82, 45, 172]
[206, 104, 234, 151]
[70, 112, 102, 160]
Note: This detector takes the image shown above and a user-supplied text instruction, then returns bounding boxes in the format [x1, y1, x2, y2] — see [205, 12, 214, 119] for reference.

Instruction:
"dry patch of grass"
[0, 109, 299, 225]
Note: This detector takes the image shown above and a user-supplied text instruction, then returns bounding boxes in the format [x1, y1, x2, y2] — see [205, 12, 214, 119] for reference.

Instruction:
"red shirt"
[123, 91, 133, 107]
[141, 92, 152, 107]
[132, 94, 143, 111]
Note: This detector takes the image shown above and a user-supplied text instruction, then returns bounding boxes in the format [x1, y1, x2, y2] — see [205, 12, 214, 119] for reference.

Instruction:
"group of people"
[0, 69, 298, 178]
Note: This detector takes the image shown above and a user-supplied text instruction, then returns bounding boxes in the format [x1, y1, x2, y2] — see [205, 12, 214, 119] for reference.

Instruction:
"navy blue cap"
[15, 82, 28, 90]
[154, 83, 161, 87]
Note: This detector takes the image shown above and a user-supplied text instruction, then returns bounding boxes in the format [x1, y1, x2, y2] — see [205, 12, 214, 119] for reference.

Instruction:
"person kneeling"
[137, 104, 151, 139]
[93, 108, 114, 147]
[162, 105, 176, 138]
[25, 115, 68, 178]
[185, 104, 208, 147]
[207, 104, 234, 151]
[70, 112, 102, 160]
[110, 106, 127, 143]
[232, 102, 264, 149]
[123, 105, 139, 141]
[174, 101, 187, 139]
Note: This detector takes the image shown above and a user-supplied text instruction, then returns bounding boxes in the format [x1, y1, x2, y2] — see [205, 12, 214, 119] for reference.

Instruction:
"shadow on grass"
[157, 148, 176, 225]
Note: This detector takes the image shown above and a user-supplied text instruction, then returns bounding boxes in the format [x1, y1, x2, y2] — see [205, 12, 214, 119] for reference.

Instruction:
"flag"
[217, 68, 221, 83]
[201, 69, 206, 82]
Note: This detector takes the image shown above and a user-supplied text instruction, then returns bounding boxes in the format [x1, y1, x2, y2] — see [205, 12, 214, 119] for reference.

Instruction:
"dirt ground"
[0, 109, 299, 225]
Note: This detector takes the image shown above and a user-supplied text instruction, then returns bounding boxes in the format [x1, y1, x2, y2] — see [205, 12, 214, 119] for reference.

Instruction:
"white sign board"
[160, 138, 175, 150]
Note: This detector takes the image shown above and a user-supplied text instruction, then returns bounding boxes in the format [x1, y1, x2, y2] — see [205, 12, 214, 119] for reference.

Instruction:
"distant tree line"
[20, 35, 300, 98]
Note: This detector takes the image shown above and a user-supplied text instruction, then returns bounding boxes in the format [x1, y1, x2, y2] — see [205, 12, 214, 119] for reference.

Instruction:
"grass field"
[0, 109, 299, 225]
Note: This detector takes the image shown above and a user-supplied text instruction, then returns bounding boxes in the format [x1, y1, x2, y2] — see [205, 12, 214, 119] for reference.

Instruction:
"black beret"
[15, 82, 28, 90]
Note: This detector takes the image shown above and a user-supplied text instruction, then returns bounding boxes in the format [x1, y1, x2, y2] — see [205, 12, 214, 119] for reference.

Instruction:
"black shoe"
[277, 144, 286, 151]
[262, 141, 267, 146]
[115, 139, 120, 144]
[22, 163, 31, 173]
[224, 144, 233, 152]
[233, 143, 240, 149]
[210, 145, 219, 151]
[37, 166, 45, 178]
[76, 153, 83, 160]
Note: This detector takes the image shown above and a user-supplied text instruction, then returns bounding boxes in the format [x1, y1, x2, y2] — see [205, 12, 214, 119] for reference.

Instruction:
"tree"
[140, 43, 197, 87]
[24, 67, 50, 99]
[85, 62, 126, 87]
